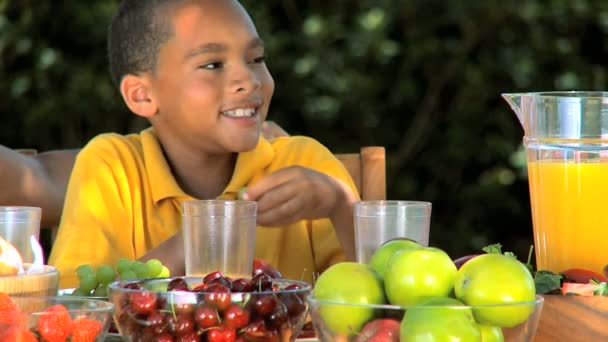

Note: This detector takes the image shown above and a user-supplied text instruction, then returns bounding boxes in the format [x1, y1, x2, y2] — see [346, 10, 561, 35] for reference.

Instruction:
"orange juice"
[527, 160, 608, 274]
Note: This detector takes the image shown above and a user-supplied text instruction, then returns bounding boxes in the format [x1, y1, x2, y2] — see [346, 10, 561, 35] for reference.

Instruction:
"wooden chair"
[335, 146, 386, 200]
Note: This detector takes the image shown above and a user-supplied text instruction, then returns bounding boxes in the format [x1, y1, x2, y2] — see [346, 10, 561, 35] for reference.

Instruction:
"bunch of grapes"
[73, 258, 170, 297]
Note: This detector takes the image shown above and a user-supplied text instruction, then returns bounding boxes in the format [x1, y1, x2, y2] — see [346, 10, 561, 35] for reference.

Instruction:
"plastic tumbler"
[0, 206, 41, 263]
[354, 200, 431, 263]
[181, 200, 257, 278]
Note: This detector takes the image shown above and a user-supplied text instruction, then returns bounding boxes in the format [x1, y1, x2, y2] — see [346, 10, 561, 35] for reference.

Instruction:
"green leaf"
[482, 243, 503, 254]
[593, 282, 608, 296]
[534, 270, 562, 294]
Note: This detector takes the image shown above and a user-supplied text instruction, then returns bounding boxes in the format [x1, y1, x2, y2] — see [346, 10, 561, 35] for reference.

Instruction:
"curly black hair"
[107, 0, 185, 87]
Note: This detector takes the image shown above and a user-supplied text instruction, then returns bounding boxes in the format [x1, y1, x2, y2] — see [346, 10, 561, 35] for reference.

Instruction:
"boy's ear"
[119, 74, 158, 118]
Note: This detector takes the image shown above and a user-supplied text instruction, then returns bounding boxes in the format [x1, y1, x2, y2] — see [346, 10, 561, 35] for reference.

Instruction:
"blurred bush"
[2, 0, 608, 259]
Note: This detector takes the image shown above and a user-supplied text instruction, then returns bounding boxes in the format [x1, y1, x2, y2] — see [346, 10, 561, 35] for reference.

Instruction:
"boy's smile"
[143, 0, 275, 158]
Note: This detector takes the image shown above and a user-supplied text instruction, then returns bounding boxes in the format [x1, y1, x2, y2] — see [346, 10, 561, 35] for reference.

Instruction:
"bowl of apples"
[108, 262, 311, 341]
[308, 295, 544, 342]
[308, 241, 545, 341]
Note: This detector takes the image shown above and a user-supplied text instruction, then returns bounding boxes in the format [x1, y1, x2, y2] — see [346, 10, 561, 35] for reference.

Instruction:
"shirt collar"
[142, 127, 274, 205]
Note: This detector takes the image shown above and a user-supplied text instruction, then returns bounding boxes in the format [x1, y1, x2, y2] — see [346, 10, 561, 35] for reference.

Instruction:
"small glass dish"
[2, 296, 114, 341]
[109, 276, 312, 341]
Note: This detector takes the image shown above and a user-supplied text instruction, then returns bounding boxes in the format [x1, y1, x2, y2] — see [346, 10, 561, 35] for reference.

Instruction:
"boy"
[49, 0, 359, 288]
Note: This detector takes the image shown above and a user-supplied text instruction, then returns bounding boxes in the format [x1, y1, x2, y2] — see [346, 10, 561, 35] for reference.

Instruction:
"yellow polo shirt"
[49, 127, 359, 288]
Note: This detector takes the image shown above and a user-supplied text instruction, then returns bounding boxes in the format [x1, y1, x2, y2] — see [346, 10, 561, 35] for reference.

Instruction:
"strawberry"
[0, 311, 27, 333]
[36, 304, 73, 342]
[0, 293, 17, 313]
[1, 327, 38, 342]
[71, 318, 103, 342]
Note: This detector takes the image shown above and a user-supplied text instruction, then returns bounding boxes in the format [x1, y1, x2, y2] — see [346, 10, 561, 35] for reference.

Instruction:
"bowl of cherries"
[108, 266, 311, 341]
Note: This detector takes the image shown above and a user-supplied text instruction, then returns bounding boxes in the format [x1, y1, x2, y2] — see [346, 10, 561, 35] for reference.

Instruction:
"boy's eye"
[252, 56, 265, 64]
[199, 62, 223, 70]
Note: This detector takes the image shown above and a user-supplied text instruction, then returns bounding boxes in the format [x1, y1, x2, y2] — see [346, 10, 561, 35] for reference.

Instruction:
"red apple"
[453, 254, 481, 269]
[252, 258, 283, 279]
[354, 318, 400, 342]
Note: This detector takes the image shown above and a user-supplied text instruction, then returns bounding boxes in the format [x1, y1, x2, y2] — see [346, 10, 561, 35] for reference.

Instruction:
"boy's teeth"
[222, 108, 255, 117]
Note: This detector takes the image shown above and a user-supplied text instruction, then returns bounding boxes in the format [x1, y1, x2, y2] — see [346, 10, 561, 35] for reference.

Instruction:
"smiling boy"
[49, 0, 359, 288]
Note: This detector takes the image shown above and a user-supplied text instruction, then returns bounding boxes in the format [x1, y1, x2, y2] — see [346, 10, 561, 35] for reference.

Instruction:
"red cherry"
[123, 281, 142, 290]
[252, 258, 283, 279]
[204, 284, 232, 311]
[167, 314, 195, 336]
[130, 291, 157, 315]
[208, 276, 233, 290]
[145, 310, 168, 334]
[242, 319, 267, 339]
[231, 278, 251, 292]
[267, 303, 288, 329]
[253, 295, 277, 316]
[173, 302, 196, 316]
[204, 271, 224, 283]
[167, 277, 190, 291]
[207, 325, 236, 342]
[248, 273, 273, 292]
[176, 332, 199, 342]
[279, 292, 305, 317]
[194, 305, 219, 328]
[192, 283, 207, 292]
[224, 304, 250, 329]
[156, 333, 174, 342]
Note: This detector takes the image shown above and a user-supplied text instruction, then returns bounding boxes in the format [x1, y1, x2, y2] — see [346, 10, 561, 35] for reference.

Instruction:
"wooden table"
[535, 295, 608, 341]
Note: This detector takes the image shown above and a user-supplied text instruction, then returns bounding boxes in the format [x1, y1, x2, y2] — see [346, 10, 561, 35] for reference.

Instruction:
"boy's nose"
[229, 65, 261, 94]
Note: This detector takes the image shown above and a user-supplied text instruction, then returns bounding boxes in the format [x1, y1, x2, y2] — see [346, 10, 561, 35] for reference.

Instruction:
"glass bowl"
[108, 276, 312, 341]
[0, 296, 114, 341]
[0, 264, 59, 296]
[307, 295, 544, 342]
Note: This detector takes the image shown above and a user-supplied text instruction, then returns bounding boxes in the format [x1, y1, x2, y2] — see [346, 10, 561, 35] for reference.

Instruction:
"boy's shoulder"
[269, 135, 331, 155]
[77, 131, 146, 162]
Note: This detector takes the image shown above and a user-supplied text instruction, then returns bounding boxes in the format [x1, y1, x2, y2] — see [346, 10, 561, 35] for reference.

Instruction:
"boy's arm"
[0, 145, 65, 228]
[325, 177, 359, 261]
[137, 232, 185, 276]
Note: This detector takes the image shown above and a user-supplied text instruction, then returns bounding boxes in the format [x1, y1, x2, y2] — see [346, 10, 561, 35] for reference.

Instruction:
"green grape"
[116, 258, 134, 274]
[93, 284, 108, 297]
[79, 274, 98, 293]
[158, 265, 170, 278]
[76, 264, 95, 279]
[71, 288, 90, 297]
[120, 269, 137, 280]
[131, 261, 150, 278]
[96, 264, 116, 285]
[238, 187, 248, 200]
[146, 259, 163, 277]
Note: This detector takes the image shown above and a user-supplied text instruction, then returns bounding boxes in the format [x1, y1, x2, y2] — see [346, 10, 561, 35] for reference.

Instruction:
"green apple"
[400, 297, 481, 342]
[479, 325, 504, 342]
[454, 253, 536, 327]
[369, 238, 422, 281]
[313, 262, 385, 336]
[384, 247, 457, 306]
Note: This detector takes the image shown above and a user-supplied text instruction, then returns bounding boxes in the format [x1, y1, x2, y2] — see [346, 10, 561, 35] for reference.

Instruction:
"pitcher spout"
[501, 93, 523, 126]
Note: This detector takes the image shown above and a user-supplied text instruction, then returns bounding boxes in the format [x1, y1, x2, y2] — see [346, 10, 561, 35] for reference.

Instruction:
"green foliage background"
[2, 0, 608, 260]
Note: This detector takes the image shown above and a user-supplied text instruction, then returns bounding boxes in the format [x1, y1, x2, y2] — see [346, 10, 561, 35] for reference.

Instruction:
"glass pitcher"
[503, 91, 608, 275]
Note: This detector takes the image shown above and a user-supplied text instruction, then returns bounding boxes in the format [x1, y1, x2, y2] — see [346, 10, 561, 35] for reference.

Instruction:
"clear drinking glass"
[181, 200, 257, 278]
[0, 206, 41, 263]
[354, 200, 431, 263]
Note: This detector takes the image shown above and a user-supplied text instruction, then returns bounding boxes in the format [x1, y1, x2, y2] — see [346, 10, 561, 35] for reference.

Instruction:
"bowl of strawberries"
[0, 293, 114, 341]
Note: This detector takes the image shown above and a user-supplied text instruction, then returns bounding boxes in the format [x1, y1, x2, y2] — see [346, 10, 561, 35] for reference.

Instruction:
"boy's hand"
[243, 166, 343, 226]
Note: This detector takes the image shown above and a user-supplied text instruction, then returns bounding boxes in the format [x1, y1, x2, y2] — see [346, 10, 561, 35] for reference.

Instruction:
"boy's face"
[147, 0, 274, 154]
